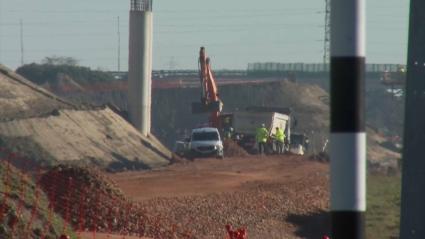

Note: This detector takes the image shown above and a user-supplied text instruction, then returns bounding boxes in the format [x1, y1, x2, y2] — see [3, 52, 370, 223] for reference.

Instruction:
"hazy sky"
[0, 0, 409, 70]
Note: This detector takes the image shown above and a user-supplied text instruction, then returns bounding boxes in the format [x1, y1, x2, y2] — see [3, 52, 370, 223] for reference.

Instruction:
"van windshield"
[192, 132, 219, 141]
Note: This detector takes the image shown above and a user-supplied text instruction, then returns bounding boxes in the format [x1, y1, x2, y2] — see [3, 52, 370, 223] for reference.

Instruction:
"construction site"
[0, 0, 407, 238]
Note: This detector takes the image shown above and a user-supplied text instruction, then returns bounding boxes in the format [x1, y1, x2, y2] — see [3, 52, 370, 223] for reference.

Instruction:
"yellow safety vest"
[275, 128, 285, 142]
[256, 127, 269, 143]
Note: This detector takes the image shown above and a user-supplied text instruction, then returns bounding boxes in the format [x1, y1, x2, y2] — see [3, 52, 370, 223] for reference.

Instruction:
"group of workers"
[221, 116, 287, 155]
[256, 123, 286, 155]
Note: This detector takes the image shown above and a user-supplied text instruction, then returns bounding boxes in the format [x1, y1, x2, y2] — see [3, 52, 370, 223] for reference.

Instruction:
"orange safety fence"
[0, 147, 247, 239]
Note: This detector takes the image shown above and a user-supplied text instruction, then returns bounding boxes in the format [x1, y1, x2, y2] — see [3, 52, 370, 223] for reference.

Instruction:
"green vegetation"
[16, 56, 114, 85]
[367, 175, 401, 239]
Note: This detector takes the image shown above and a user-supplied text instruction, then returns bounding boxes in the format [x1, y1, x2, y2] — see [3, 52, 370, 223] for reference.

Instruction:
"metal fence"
[247, 62, 406, 73]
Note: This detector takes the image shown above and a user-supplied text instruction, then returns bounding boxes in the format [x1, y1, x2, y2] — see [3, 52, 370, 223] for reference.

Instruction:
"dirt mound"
[223, 139, 250, 157]
[0, 107, 170, 170]
[39, 165, 195, 238]
[0, 64, 74, 120]
[0, 64, 171, 170]
[0, 160, 68, 239]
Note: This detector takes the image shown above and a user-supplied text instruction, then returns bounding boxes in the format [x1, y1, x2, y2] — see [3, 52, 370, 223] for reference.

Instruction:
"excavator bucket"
[192, 101, 222, 114]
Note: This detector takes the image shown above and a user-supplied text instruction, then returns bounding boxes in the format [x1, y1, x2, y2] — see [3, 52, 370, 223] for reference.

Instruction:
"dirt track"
[110, 155, 331, 238]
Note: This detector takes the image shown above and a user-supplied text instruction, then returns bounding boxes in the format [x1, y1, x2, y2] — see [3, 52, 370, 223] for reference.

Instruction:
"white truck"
[174, 127, 224, 159]
[220, 111, 291, 153]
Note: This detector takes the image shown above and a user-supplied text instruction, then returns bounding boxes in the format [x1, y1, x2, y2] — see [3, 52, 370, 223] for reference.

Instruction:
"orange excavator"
[192, 47, 223, 127]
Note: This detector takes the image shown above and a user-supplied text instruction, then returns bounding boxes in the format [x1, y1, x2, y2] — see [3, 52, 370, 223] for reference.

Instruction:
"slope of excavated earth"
[0, 64, 170, 170]
[110, 155, 330, 238]
[0, 65, 74, 121]
[0, 107, 169, 170]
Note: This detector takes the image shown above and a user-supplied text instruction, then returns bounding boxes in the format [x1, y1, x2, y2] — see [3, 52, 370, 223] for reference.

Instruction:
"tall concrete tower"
[128, 0, 153, 136]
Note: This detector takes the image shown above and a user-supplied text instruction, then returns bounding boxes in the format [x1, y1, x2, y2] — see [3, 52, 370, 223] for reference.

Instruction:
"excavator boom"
[191, 47, 223, 127]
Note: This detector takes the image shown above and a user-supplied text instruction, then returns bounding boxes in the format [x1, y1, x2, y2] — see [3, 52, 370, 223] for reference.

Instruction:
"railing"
[131, 0, 152, 11]
[247, 62, 406, 73]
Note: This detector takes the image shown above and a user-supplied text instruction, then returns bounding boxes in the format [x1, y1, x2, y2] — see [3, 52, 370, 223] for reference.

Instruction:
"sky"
[0, 0, 409, 70]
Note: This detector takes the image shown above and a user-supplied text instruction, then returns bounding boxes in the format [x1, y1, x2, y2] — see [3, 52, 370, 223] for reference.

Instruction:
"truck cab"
[188, 127, 224, 159]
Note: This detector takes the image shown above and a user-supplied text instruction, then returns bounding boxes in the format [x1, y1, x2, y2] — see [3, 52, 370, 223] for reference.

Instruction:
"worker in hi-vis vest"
[273, 126, 285, 154]
[256, 123, 269, 154]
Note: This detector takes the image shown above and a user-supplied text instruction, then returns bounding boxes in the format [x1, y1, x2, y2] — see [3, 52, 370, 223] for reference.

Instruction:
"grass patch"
[367, 174, 401, 239]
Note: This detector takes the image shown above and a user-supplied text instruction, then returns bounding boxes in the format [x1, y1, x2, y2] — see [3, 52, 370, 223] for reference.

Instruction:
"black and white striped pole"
[330, 0, 366, 238]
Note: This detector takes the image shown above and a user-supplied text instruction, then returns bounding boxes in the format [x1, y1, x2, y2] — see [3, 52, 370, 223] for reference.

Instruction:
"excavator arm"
[192, 47, 223, 127]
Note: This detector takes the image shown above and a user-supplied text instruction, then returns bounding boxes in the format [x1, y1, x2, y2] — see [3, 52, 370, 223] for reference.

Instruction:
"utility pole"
[20, 18, 24, 65]
[117, 16, 121, 72]
[323, 0, 331, 65]
[330, 0, 366, 238]
[400, 0, 425, 238]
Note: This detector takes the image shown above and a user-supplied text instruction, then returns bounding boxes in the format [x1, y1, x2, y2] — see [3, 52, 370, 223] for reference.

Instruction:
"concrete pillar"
[128, 0, 153, 136]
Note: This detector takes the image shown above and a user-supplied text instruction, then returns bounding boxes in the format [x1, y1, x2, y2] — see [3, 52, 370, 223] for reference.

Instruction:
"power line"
[0, 13, 321, 26]
[0, 39, 323, 53]
[0, 23, 325, 39]
[5, 7, 318, 14]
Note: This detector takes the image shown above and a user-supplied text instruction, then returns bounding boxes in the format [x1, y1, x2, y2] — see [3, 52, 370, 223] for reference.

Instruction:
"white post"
[330, 0, 366, 238]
